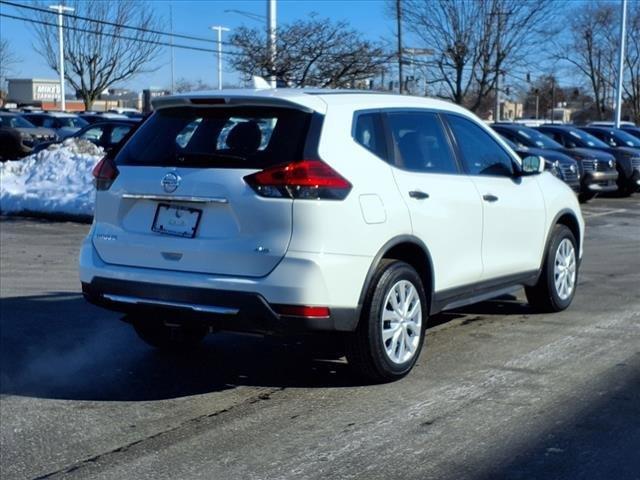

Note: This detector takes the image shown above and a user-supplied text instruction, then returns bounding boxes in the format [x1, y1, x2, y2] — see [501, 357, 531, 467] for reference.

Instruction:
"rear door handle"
[409, 190, 429, 200]
[482, 194, 499, 202]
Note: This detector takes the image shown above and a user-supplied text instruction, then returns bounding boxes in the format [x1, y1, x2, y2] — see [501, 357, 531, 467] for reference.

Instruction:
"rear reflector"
[273, 305, 331, 318]
[92, 156, 119, 191]
[244, 160, 351, 200]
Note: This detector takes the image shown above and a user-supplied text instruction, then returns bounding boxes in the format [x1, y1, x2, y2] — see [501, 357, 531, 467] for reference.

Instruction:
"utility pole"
[49, 4, 74, 111]
[267, 0, 277, 88]
[614, 0, 628, 128]
[210, 26, 230, 90]
[396, 0, 403, 94]
[170, 3, 175, 93]
[550, 77, 556, 124]
[492, 9, 505, 123]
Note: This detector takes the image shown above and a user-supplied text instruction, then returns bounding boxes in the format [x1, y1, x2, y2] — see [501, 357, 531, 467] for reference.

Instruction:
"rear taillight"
[244, 160, 352, 200]
[92, 156, 119, 191]
[273, 305, 331, 318]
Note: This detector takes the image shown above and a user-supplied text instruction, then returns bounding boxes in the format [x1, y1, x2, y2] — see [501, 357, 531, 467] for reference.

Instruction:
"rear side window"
[387, 111, 458, 174]
[353, 112, 388, 160]
[115, 106, 312, 169]
[446, 114, 514, 177]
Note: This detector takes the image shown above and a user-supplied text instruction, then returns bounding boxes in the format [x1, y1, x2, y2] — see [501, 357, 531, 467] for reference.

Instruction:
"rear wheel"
[525, 225, 578, 312]
[346, 260, 427, 383]
[131, 317, 208, 351]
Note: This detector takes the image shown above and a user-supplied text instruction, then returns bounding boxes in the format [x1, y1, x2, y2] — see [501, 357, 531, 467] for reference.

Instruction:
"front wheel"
[346, 260, 427, 383]
[525, 225, 578, 312]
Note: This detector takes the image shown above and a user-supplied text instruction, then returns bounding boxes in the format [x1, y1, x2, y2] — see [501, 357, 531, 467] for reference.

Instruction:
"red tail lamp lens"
[92, 156, 119, 191]
[273, 305, 331, 318]
[244, 160, 351, 200]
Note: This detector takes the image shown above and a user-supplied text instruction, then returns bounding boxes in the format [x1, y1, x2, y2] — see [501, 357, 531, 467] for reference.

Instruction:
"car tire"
[346, 260, 427, 383]
[131, 317, 208, 351]
[525, 225, 578, 312]
[578, 191, 595, 203]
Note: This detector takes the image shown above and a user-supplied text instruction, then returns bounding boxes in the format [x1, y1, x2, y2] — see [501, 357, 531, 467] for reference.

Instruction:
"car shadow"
[1, 292, 533, 402]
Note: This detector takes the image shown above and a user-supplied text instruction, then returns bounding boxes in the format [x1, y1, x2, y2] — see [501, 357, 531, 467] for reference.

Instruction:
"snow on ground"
[0, 139, 104, 217]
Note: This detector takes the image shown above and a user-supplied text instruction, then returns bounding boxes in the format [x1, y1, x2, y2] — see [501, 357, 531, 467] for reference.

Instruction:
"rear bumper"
[79, 234, 369, 334]
[82, 277, 358, 334]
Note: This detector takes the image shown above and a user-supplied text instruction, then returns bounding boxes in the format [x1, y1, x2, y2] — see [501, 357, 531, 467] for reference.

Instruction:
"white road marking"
[583, 208, 627, 218]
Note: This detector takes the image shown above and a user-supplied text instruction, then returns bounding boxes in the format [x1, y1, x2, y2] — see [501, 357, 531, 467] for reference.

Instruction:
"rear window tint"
[115, 107, 311, 169]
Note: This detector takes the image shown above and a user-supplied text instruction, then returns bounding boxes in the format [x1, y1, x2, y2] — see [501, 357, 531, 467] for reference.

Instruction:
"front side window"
[447, 115, 514, 177]
[516, 127, 563, 149]
[353, 112, 388, 161]
[387, 111, 458, 174]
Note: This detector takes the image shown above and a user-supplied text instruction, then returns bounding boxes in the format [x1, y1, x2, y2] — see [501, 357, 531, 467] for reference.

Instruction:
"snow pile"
[0, 139, 104, 217]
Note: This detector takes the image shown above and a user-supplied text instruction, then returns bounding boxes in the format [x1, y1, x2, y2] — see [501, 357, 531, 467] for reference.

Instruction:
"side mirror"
[520, 155, 545, 175]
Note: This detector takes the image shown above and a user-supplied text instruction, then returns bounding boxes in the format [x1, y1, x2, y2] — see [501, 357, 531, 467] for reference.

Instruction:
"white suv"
[81, 89, 584, 382]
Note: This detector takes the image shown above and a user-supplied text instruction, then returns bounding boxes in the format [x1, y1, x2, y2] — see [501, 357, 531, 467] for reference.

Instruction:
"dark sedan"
[536, 125, 638, 196]
[499, 136, 581, 193]
[492, 123, 618, 201]
[0, 112, 57, 160]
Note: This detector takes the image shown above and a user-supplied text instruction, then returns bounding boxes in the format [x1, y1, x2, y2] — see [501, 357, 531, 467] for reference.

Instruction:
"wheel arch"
[540, 209, 582, 271]
[357, 236, 435, 323]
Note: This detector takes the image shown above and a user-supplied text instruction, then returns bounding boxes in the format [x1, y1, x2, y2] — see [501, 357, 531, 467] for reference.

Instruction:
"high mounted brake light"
[243, 160, 352, 200]
[92, 156, 119, 191]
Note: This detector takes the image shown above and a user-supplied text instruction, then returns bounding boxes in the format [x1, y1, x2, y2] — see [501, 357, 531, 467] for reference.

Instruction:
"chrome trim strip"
[122, 193, 228, 204]
[102, 294, 239, 315]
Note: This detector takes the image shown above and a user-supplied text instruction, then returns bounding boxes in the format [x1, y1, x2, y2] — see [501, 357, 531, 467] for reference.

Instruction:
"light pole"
[614, 0, 628, 128]
[210, 25, 230, 90]
[49, 4, 74, 111]
[267, 0, 277, 88]
[396, 0, 403, 94]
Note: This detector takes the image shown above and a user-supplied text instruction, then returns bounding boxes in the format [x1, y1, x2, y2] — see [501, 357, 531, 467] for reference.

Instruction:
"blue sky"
[0, 0, 398, 91]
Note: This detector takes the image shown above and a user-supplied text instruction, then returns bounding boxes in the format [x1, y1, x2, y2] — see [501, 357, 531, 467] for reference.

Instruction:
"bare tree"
[554, 1, 618, 120]
[0, 39, 21, 89]
[31, 0, 163, 109]
[173, 78, 214, 93]
[229, 16, 390, 88]
[400, 0, 558, 112]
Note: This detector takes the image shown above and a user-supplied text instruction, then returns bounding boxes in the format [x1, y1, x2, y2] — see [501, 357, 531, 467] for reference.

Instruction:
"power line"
[0, 0, 240, 48]
[0, 12, 249, 57]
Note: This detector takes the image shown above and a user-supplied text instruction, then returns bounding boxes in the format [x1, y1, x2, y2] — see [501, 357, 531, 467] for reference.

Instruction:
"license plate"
[152, 203, 202, 238]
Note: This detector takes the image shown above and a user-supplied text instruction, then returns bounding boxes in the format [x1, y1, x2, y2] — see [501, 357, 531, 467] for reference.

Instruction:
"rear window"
[115, 107, 312, 169]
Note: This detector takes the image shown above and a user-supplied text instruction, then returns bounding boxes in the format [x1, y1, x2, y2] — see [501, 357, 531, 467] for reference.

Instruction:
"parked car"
[587, 121, 636, 128]
[537, 125, 638, 196]
[79, 112, 130, 124]
[21, 112, 88, 140]
[498, 135, 580, 192]
[0, 112, 57, 159]
[621, 125, 640, 139]
[105, 108, 144, 120]
[82, 89, 584, 382]
[0, 128, 25, 161]
[580, 125, 640, 150]
[492, 123, 617, 202]
[33, 120, 138, 154]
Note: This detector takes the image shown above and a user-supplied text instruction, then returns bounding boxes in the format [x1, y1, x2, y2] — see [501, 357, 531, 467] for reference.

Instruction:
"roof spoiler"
[151, 95, 314, 113]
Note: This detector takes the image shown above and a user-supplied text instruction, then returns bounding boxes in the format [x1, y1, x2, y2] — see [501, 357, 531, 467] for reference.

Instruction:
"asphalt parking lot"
[1, 196, 639, 480]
